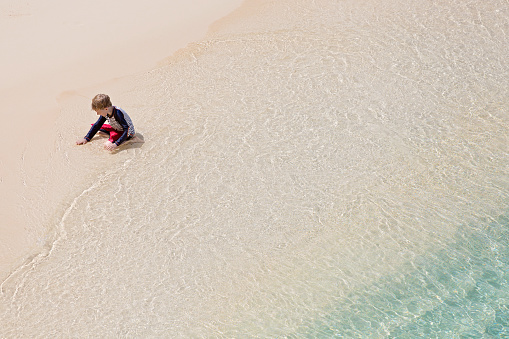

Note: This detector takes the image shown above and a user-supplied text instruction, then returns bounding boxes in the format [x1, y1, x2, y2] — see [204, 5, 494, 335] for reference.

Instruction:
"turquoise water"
[298, 215, 509, 338]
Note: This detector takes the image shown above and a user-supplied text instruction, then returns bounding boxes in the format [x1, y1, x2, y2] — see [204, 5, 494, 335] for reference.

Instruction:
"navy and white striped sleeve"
[113, 109, 131, 146]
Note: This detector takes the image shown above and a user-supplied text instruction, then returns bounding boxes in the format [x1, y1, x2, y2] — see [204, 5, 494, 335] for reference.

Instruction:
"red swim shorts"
[97, 124, 123, 143]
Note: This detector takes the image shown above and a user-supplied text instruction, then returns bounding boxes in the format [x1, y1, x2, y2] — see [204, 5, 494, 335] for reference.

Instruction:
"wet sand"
[0, 0, 244, 280]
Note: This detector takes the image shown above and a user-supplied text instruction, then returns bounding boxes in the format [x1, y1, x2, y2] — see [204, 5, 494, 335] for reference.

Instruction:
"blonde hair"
[91, 94, 112, 110]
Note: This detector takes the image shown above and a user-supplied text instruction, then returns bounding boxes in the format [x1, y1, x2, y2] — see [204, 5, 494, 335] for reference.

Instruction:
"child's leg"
[91, 124, 114, 136]
[99, 125, 122, 143]
[94, 124, 121, 142]
[98, 124, 114, 134]
[97, 124, 142, 145]
[108, 130, 122, 143]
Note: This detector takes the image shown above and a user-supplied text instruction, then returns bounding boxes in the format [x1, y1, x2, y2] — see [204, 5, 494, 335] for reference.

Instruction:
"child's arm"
[76, 116, 106, 145]
[84, 116, 107, 141]
[111, 109, 131, 146]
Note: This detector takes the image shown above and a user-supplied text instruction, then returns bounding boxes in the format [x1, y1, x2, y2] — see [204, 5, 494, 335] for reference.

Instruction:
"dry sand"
[0, 0, 244, 280]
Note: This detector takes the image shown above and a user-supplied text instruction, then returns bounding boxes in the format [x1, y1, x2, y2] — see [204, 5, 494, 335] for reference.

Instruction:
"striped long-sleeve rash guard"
[85, 106, 136, 146]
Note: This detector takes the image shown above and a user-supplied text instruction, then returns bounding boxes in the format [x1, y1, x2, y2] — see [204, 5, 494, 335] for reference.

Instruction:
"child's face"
[95, 107, 110, 117]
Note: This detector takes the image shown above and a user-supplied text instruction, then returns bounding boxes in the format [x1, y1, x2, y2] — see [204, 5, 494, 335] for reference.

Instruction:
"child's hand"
[104, 141, 118, 151]
[76, 138, 88, 145]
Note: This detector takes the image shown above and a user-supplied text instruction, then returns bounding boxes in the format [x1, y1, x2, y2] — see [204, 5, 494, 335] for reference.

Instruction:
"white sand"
[0, 0, 244, 280]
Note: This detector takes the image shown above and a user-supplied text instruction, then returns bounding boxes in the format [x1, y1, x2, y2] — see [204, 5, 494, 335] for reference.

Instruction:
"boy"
[76, 94, 139, 151]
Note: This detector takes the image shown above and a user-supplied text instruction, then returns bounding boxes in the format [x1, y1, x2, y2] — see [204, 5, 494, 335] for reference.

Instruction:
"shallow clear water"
[283, 215, 509, 337]
[1, 0, 509, 337]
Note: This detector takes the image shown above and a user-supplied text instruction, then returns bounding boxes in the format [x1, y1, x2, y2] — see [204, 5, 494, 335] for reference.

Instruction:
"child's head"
[91, 94, 112, 111]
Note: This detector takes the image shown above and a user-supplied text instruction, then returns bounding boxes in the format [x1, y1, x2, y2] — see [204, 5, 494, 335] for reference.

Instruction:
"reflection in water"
[1, 0, 509, 336]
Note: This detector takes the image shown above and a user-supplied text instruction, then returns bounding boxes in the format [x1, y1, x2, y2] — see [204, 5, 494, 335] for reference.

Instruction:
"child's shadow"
[112, 133, 145, 153]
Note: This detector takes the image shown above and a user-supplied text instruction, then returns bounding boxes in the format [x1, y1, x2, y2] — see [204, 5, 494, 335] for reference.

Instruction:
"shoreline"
[0, 0, 244, 281]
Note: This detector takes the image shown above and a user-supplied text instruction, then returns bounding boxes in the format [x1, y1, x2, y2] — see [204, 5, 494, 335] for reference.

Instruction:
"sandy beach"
[1, 0, 508, 336]
[0, 0, 243, 280]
